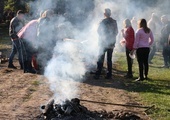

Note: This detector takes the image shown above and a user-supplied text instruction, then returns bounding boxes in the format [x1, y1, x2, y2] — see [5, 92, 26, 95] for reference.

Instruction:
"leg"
[162, 47, 169, 67]
[8, 41, 17, 68]
[15, 40, 23, 68]
[126, 48, 133, 76]
[136, 48, 144, 80]
[148, 45, 156, 63]
[106, 48, 113, 77]
[96, 52, 105, 76]
[23, 40, 36, 74]
[143, 48, 150, 78]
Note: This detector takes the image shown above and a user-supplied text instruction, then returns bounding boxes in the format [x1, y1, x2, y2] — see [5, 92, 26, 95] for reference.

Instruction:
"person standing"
[36, 10, 55, 73]
[121, 19, 135, 79]
[131, 17, 137, 32]
[148, 13, 158, 64]
[94, 8, 118, 79]
[131, 19, 154, 81]
[160, 15, 170, 68]
[17, 19, 38, 73]
[8, 10, 25, 69]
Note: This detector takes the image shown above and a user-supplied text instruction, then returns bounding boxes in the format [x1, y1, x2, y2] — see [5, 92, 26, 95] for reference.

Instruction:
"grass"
[115, 52, 170, 120]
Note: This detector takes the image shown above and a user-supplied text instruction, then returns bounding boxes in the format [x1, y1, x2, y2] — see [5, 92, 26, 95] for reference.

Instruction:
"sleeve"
[17, 26, 26, 39]
[133, 30, 140, 49]
[9, 20, 19, 39]
[97, 21, 104, 35]
[149, 31, 154, 45]
[114, 21, 118, 36]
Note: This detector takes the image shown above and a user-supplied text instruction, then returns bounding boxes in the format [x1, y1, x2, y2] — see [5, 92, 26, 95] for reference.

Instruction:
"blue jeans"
[9, 40, 22, 67]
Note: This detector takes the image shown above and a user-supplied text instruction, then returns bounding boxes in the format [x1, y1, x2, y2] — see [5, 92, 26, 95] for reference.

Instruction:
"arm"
[130, 30, 139, 55]
[121, 29, 126, 38]
[149, 31, 154, 46]
[114, 21, 118, 36]
[133, 30, 140, 49]
[9, 19, 19, 40]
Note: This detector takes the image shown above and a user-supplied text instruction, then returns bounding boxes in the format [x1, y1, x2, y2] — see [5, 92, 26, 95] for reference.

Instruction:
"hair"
[104, 8, 111, 17]
[138, 19, 150, 33]
[17, 10, 24, 15]
[123, 19, 131, 28]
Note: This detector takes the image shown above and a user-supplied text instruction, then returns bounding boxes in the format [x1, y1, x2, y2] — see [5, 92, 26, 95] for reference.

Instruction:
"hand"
[130, 50, 135, 55]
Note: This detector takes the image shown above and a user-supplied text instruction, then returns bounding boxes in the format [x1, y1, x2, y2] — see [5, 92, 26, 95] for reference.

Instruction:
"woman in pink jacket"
[18, 19, 38, 73]
[132, 19, 154, 81]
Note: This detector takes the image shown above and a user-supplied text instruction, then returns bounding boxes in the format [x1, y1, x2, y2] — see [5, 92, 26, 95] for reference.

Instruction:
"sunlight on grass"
[116, 52, 170, 120]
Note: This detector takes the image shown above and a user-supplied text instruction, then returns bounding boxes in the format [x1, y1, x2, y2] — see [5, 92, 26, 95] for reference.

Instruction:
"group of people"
[7, 8, 170, 81]
[8, 10, 55, 74]
[93, 9, 170, 81]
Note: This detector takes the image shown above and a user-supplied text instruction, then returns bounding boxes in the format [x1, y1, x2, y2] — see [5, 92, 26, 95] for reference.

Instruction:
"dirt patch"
[0, 61, 149, 120]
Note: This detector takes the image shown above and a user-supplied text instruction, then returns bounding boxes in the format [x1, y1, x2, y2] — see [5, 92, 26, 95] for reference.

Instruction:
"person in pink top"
[17, 19, 38, 73]
[132, 19, 154, 81]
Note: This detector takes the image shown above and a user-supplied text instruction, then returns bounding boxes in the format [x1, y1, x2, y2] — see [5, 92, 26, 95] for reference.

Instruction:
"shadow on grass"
[124, 79, 170, 95]
[84, 68, 170, 96]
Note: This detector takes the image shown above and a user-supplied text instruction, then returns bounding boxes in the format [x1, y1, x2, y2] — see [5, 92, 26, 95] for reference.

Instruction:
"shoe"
[135, 78, 144, 81]
[105, 75, 112, 79]
[124, 74, 133, 79]
[93, 75, 100, 80]
[24, 68, 37, 74]
[145, 76, 148, 80]
[8, 64, 17, 69]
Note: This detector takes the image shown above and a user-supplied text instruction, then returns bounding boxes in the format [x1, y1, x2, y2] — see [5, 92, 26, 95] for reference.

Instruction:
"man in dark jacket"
[160, 15, 170, 68]
[8, 10, 25, 69]
[95, 8, 118, 79]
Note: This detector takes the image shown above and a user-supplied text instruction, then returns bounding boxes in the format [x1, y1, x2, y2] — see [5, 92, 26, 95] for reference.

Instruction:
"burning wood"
[39, 98, 141, 120]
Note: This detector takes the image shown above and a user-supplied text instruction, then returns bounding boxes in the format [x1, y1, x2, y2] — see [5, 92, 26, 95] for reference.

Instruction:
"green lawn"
[115, 52, 170, 120]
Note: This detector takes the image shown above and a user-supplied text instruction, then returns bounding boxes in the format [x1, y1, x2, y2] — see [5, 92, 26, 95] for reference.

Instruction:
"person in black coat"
[160, 15, 170, 68]
[94, 8, 118, 79]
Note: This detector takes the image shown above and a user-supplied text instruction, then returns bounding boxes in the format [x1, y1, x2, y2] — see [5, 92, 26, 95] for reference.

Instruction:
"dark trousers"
[162, 46, 170, 66]
[9, 40, 22, 67]
[96, 48, 113, 76]
[126, 48, 133, 75]
[22, 39, 35, 71]
[136, 48, 150, 79]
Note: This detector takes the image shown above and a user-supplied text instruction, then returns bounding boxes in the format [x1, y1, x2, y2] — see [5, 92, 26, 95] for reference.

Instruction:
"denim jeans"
[9, 40, 22, 67]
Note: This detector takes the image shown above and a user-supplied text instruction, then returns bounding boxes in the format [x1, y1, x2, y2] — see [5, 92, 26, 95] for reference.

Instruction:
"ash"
[38, 98, 141, 120]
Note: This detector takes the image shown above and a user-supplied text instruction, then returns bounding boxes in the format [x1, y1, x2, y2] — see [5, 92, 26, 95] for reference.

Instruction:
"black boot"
[8, 64, 17, 69]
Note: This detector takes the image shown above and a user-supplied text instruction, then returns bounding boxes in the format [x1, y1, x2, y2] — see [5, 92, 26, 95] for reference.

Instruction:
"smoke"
[44, 41, 86, 101]
[25, 0, 170, 101]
